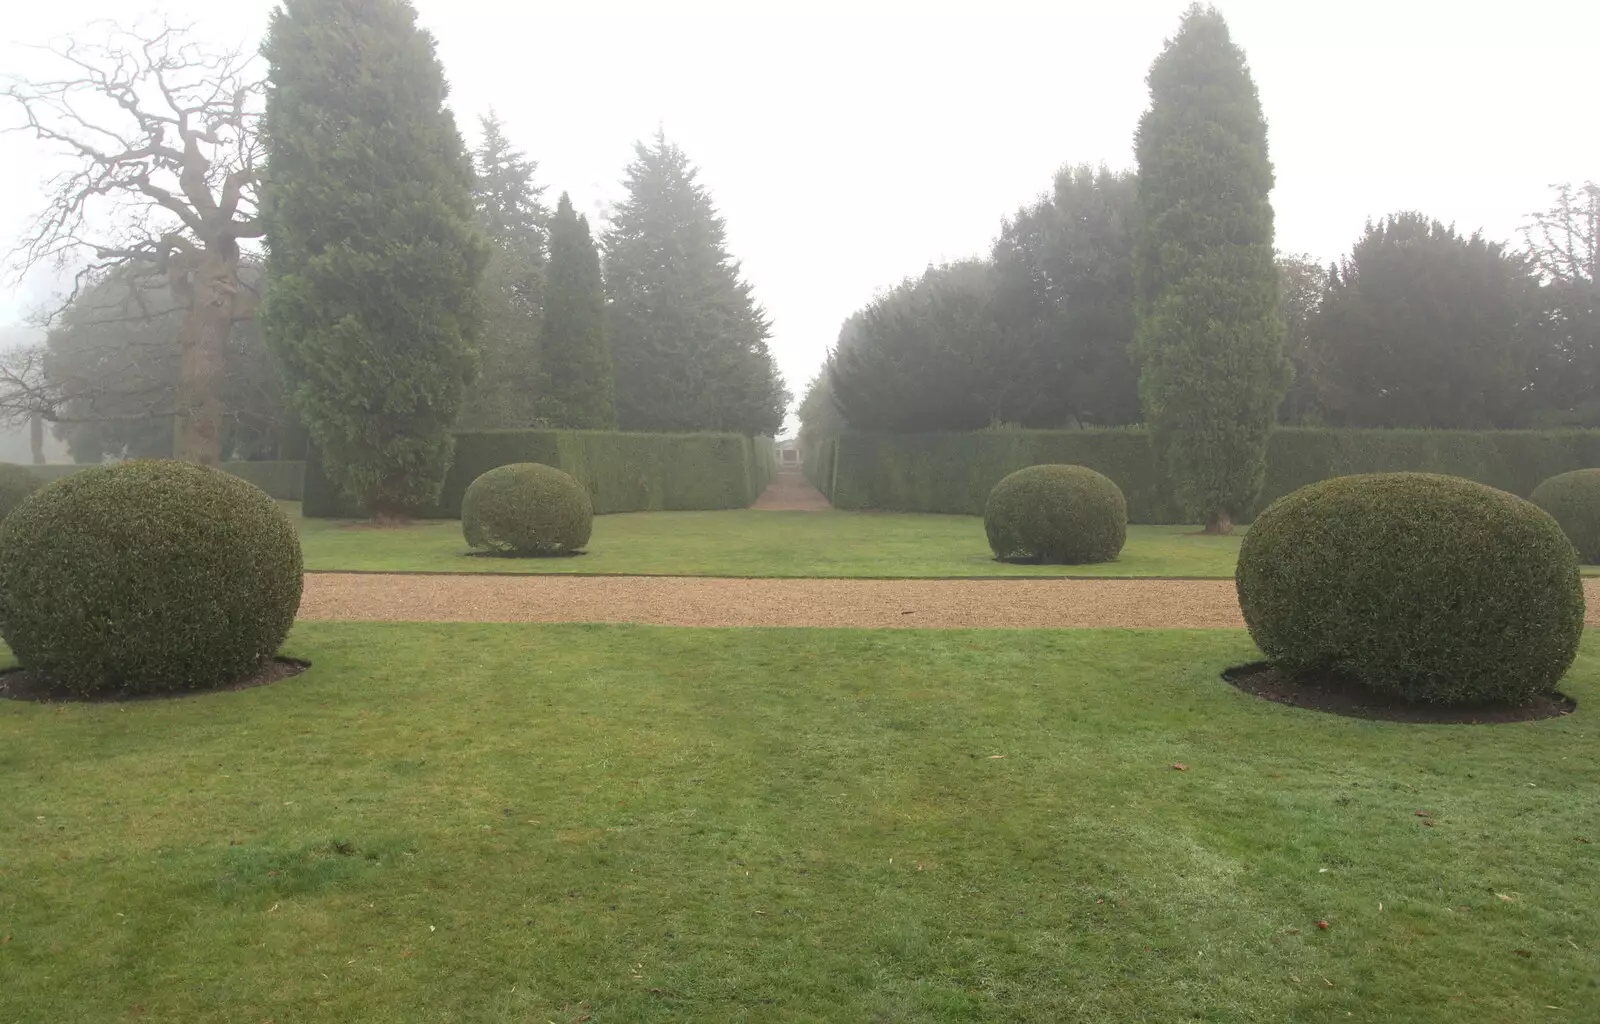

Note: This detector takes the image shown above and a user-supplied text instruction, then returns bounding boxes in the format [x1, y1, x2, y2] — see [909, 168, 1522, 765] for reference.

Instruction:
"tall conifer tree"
[261, 0, 486, 516]
[603, 133, 787, 436]
[538, 194, 615, 429]
[1134, 4, 1287, 533]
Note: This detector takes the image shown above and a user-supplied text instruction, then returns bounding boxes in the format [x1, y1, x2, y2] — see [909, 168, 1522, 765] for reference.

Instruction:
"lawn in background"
[3, 623, 1598, 1022]
[294, 505, 1247, 577]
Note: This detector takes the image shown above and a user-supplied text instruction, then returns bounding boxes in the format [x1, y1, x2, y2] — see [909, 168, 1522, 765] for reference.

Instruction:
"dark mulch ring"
[0, 657, 310, 704]
[464, 549, 587, 559]
[1224, 662, 1576, 725]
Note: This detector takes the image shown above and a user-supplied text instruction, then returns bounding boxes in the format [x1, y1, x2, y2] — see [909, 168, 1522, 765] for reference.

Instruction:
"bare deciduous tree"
[1523, 182, 1598, 286]
[1, 21, 264, 466]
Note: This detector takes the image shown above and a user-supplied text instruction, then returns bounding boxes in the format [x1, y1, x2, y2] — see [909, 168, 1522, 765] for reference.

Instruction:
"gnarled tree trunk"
[172, 246, 239, 468]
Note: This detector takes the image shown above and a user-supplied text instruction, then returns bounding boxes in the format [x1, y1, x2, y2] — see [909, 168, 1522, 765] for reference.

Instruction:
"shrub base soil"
[1224, 662, 1577, 724]
[0, 657, 309, 704]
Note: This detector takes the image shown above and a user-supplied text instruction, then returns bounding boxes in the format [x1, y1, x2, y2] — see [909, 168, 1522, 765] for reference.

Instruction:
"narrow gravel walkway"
[749, 469, 831, 510]
[299, 574, 1600, 629]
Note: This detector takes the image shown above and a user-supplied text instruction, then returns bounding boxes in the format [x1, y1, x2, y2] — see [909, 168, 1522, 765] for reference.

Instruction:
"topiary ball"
[1236, 473, 1584, 705]
[984, 464, 1127, 564]
[462, 462, 593, 556]
[1530, 469, 1600, 564]
[0, 464, 42, 520]
[0, 460, 303, 697]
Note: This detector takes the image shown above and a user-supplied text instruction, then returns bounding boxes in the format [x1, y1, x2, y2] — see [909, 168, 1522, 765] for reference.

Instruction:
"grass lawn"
[3, 623, 1599, 1022]
[296, 506, 1248, 577]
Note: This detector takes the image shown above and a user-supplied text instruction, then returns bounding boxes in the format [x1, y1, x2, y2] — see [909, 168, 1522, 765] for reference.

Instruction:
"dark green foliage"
[604, 133, 787, 436]
[1276, 252, 1329, 425]
[1134, 5, 1287, 531]
[990, 165, 1141, 427]
[1530, 469, 1600, 562]
[461, 463, 592, 556]
[829, 167, 1141, 435]
[826, 426, 1600, 522]
[1236, 473, 1583, 704]
[459, 113, 547, 429]
[829, 262, 1005, 432]
[985, 465, 1127, 564]
[1307, 214, 1542, 428]
[0, 464, 41, 519]
[538, 194, 615, 429]
[0, 461, 302, 696]
[261, 0, 487, 516]
[832, 428, 1171, 520]
[303, 431, 773, 518]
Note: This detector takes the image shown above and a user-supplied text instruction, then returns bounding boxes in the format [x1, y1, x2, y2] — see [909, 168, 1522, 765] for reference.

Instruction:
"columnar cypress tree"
[1133, 4, 1287, 534]
[460, 113, 547, 428]
[538, 193, 615, 429]
[603, 133, 787, 436]
[260, 0, 486, 516]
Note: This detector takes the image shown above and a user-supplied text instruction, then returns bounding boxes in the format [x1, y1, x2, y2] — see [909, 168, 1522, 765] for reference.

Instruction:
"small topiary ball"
[1236, 473, 1584, 705]
[984, 464, 1127, 564]
[1530, 469, 1600, 563]
[0, 460, 303, 697]
[0, 464, 42, 520]
[462, 462, 593, 556]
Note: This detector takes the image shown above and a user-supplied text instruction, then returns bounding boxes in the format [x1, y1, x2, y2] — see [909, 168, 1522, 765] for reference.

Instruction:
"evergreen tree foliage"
[1133, 4, 1287, 533]
[603, 133, 787, 436]
[460, 113, 548, 428]
[260, 0, 486, 516]
[1307, 213, 1542, 428]
[828, 261, 1005, 432]
[992, 164, 1141, 427]
[538, 193, 615, 429]
[1276, 252, 1330, 424]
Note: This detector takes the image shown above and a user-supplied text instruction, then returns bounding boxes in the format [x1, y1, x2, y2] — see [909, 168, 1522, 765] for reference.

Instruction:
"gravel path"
[297, 575, 1600, 629]
[749, 469, 832, 510]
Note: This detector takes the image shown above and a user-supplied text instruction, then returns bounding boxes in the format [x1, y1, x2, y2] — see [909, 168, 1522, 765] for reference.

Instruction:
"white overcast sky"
[3, 0, 1597, 427]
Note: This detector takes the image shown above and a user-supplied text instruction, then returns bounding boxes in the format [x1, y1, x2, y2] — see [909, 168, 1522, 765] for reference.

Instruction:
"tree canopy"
[603, 134, 787, 436]
[261, 0, 486, 515]
[1133, 3, 1286, 533]
[537, 193, 615, 429]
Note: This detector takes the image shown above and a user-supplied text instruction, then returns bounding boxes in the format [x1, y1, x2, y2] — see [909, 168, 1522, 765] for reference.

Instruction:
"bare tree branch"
[0, 20, 267, 465]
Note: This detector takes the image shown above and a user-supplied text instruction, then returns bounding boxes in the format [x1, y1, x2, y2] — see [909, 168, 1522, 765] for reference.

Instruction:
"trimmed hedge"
[462, 463, 593, 555]
[303, 431, 775, 518]
[1530, 469, 1600, 563]
[1, 461, 305, 501]
[0, 464, 41, 519]
[985, 464, 1127, 564]
[0, 461, 303, 696]
[1236, 473, 1583, 705]
[825, 427, 1600, 523]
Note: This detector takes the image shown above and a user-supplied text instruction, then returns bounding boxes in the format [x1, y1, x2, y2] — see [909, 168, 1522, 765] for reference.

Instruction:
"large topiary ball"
[984, 464, 1127, 564]
[0, 460, 303, 697]
[1236, 473, 1584, 705]
[1530, 469, 1600, 564]
[462, 462, 593, 556]
[0, 464, 42, 520]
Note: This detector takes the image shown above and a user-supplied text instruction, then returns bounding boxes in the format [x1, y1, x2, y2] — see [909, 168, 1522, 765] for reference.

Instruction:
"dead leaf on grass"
[1171, 763, 1189, 771]
[988, 754, 1006, 759]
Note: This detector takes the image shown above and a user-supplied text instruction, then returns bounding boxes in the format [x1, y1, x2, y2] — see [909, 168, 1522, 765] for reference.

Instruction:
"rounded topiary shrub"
[984, 464, 1127, 564]
[462, 462, 593, 556]
[1530, 469, 1600, 564]
[0, 460, 303, 697]
[0, 464, 41, 520]
[1236, 473, 1583, 705]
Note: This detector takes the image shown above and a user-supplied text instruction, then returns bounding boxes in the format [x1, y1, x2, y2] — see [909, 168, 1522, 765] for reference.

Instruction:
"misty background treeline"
[8, 124, 787, 463]
[806, 177, 1599, 441]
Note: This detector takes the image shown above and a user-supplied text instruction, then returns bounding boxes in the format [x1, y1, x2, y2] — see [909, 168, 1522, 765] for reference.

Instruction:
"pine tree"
[538, 193, 615, 429]
[460, 113, 547, 428]
[261, 0, 486, 516]
[1133, 4, 1287, 534]
[603, 133, 787, 436]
